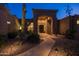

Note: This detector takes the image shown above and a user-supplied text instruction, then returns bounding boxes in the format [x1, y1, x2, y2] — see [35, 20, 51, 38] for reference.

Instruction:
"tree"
[66, 4, 73, 30]
[21, 3, 28, 32]
[65, 4, 76, 39]
[66, 5, 73, 16]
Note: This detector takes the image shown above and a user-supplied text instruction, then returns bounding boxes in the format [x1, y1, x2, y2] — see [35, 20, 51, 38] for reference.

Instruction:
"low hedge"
[0, 35, 7, 47]
[27, 33, 40, 44]
[8, 31, 19, 39]
[65, 29, 77, 40]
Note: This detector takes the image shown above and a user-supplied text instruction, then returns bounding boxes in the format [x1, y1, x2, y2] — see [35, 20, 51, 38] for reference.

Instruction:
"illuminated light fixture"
[19, 26, 22, 30]
[77, 20, 79, 24]
[7, 21, 11, 24]
[47, 17, 51, 20]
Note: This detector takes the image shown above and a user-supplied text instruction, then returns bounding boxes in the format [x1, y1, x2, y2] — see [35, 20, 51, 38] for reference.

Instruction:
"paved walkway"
[18, 33, 56, 56]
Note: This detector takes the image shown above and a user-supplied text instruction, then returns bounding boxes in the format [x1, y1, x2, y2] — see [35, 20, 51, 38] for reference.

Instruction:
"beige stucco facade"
[27, 9, 58, 35]
[37, 16, 53, 34]
[59, 15, 79, 34]
[0, 5, 19, 35]
[59, 18, 70, 34]
[0, 15, 18, 35]
[28, 16, 53, 34]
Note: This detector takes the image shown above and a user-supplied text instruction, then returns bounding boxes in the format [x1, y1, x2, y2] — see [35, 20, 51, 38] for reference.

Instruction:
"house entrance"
[39, 25, 44, 33]
[47, 20, 51, 34]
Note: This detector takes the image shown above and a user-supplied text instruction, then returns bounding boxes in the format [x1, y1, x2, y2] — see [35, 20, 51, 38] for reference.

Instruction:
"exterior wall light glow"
[77, 20, 79, 24]
[19, 26, 22, 30]
[48, 17, 50, 20]
[7, 21, 11, 24]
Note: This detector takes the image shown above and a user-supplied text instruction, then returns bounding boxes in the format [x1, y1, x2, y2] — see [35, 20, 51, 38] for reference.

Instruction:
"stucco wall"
[28, 22, 34, 32]
[0, 15, 17, 35]
[7, 16, 17, 32]
[59, 19, 70, 34]
[37, 19, 47, 33]
[0, 15, 8, 35]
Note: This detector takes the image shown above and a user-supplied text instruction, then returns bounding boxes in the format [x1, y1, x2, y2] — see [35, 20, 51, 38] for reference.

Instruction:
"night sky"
[5, 3, 79, 20]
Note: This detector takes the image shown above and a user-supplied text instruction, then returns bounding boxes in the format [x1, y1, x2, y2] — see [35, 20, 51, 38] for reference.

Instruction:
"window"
[7, 21, 11, 24]
[77, 20, 79, 24]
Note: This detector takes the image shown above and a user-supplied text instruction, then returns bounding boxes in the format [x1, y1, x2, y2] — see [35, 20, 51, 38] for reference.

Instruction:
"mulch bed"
[0, 39, 43, 56]
[49, 38, 79, 56]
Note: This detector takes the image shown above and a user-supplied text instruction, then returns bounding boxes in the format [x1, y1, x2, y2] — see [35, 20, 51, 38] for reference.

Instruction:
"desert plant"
[65, 29, 77, 39]
[8, 31, 18, 39]
[0, 35, 7, 47]
[15, 31, 40, 44]
[26, 33, 40, 44]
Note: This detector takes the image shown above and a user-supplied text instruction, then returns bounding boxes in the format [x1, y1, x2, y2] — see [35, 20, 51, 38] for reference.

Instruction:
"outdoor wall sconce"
[77, 20, 79, 24]
[19, 26, 22, 30]
[7, 21, 11, 24]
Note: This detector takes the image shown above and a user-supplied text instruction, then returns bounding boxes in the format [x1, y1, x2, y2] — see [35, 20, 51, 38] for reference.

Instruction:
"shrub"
[0, 35, 7, 47]
[8, 31, 18, 39]
[17, 31, 32, 43]
[65, 29, 77, 39]
[15, 31, 40, 44]
[27, 33, 40, 44]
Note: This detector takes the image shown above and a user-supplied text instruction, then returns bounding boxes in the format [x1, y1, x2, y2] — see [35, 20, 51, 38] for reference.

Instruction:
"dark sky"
[5, 3, 79, 19]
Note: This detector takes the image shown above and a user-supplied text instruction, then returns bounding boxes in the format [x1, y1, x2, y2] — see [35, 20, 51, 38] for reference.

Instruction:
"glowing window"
[19, 26, 22, 30]
[7, 21, 11, 24]
[77, 20, 79, 24]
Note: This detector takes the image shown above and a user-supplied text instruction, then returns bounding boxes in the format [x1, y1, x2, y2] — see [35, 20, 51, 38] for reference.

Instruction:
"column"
[33, 14, 38, 34]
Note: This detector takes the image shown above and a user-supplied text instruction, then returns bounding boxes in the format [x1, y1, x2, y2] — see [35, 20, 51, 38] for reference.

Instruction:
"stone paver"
[18, 33, 55, 56]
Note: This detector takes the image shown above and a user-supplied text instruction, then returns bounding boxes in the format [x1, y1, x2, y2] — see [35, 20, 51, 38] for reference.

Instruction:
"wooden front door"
[39, 25, 44, 33]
